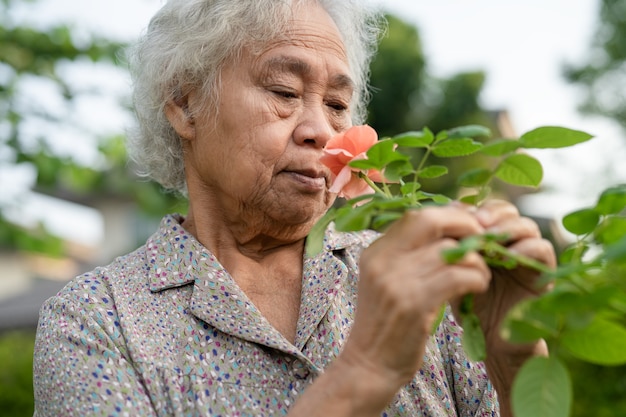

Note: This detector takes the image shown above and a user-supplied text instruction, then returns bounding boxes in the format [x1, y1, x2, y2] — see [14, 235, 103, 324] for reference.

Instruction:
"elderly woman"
[33, 0, 554, 416]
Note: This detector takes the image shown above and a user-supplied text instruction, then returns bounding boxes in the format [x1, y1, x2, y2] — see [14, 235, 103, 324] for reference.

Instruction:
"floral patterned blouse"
[33, 214, 498, 416]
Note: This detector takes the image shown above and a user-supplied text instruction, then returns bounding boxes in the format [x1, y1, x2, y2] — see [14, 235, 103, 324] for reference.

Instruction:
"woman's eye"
[328, 102, 348, 112]
[273, 90, 297, 99]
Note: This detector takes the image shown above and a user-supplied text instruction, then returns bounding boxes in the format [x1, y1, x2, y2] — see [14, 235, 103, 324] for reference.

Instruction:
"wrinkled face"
[184, 2, 353, 237]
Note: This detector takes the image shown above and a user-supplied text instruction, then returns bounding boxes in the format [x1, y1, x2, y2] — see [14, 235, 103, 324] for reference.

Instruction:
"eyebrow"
[261, 55, 355, 92]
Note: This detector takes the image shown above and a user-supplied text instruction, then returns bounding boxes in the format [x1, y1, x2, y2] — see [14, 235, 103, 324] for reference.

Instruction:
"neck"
[182, 205, 306, 343]
[181, 203, 308, 266]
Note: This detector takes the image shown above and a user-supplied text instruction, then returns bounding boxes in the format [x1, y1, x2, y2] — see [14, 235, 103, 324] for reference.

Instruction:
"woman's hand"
[470, 200, 556, 352]
[335, 200, 556, 414]
[468, 200, 556, 416]
[338, 204, 494, 409]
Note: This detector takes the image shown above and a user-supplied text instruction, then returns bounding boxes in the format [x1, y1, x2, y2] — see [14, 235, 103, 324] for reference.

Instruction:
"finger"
[422, 261, 492, 306]
[507, 238, 557, 270]
[475, 200, 519, 228]
[363, 238, 477, 287]
[394, 239, 457, 277]
[413, 242, 492, 306]
[361, 239, 492, 315]
[384, 206, 485, 251]
[398, 238, 491, 277]
[487, 216, 542, 242]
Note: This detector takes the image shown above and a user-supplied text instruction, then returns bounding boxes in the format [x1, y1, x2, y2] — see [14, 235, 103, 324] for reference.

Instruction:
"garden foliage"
[307, 124, 626, 417]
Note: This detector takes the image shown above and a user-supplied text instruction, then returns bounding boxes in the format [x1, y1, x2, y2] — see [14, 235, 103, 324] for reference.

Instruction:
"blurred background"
[1, 0, 625, 415]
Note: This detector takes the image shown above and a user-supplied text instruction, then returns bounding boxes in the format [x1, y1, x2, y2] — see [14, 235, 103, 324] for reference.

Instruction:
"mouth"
[283, 168, 328, 191]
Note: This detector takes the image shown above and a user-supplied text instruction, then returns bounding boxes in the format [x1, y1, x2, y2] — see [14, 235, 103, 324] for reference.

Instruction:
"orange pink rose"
[320, 125, 384, 199]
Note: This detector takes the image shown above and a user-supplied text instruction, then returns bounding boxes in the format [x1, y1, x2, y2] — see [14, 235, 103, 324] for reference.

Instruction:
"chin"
[272, 202, 328, 228]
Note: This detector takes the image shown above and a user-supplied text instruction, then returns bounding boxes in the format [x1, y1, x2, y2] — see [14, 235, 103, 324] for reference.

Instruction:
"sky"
[6, 0, 626, 244]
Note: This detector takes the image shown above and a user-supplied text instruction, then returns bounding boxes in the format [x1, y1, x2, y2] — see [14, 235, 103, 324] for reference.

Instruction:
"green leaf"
[431, 304, 447, 335]
[428, 193, 452, 205]
[305, 208, 336, 256]
[458, 168, 492, 187]
[434, 130, 449, 142]
[562, 208, 600, 235]
[372, 197, 414, 210]
[441, 236, 482, 264]
[431, 138, 483, 157]
[501, 298, 559, 344]
[459, 194, 479, 205]
[392, 129, 434, 147]
[459, 186, 491, 206]
[603, 235, 626, 263]
[495, 154, 543, 187]
[411, 191, 451, 205]
[384, 160, 414, 182]
[366, 139, 401, 167]
[461, 313, 486, 362]
[561, 317, 626, 365]
[459, 235, 482, 251]
[520, 126, 593, 149]
[502, 316, 555, 344]
[595, 186, 626, 215]
[479, 139, 521, 156]
[564, 286, 619, 312]
[484, 254, 517, 269]
[400, 182, 421, 196]
[559, 244, 589, 264]
[348, 159, 379, 170]
[512, 356, 572, 417]
[611, 294, 626, 315]
[595, 217, 626, 245]
[445, 124, 491, 139]
[334, 204, 373, 232]
[371, 212, 404, 231]
[441, 247, 468, 264]
[418, 165, 448, 179]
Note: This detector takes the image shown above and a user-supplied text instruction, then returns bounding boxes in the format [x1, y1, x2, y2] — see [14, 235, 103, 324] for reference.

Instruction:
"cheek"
[269, 97, 297, 119]
[230, 134, 287, 185]
[212, 98, 293, 181]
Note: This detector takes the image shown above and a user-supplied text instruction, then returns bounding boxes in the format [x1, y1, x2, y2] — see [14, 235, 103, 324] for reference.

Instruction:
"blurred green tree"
[367, 14, 496, 137]
[565, 0, 626, 131]
[0, 0, 185, 256]
[367, 14, 426, 137]
[0, 330, 35, 417]
[367, 14, 499, 196]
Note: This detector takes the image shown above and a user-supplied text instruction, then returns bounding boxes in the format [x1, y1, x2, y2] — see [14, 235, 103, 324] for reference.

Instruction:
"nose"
[292, 104, 334, 149]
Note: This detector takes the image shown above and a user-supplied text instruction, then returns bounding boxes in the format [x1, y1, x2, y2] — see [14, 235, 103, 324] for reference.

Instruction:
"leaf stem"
[483, 241, 552, 274]
[359, 172, 391, 198]
[414, 147, 433, 180]
[408, 147, 434, 205]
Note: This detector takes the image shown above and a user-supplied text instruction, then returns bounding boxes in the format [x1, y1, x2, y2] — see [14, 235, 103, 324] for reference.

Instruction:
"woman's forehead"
[255, 53, 354, 91]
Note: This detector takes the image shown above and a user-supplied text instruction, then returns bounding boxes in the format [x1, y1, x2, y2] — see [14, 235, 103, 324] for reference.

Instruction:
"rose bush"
[308, 123, 626, 417]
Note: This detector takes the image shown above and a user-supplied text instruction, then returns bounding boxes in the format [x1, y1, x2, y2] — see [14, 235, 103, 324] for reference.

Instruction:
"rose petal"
[322, 125, 381, 199]
[329, 166, 353, 194]
[326, 125, 378, 156]
[341, 176, 374, 199]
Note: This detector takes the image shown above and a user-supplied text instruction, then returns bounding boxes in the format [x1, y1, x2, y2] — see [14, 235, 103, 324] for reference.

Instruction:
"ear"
[164, 92, 196, 141]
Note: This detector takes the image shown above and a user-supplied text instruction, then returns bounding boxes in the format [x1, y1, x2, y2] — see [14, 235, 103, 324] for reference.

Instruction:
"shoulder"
[46, 214, 192, 308]
[324, 223, 380, 253]
[47, 245, 149, 308]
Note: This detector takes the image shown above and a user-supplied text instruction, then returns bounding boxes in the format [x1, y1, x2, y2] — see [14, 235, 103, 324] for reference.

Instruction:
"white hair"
[127, 0, 384, 194]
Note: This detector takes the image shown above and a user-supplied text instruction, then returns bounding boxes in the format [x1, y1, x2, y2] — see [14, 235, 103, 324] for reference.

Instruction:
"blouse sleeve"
[33, 294, 157, 417]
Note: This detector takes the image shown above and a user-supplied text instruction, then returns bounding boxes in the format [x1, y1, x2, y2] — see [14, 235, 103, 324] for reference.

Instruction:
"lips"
[283, 168, 329, 190]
